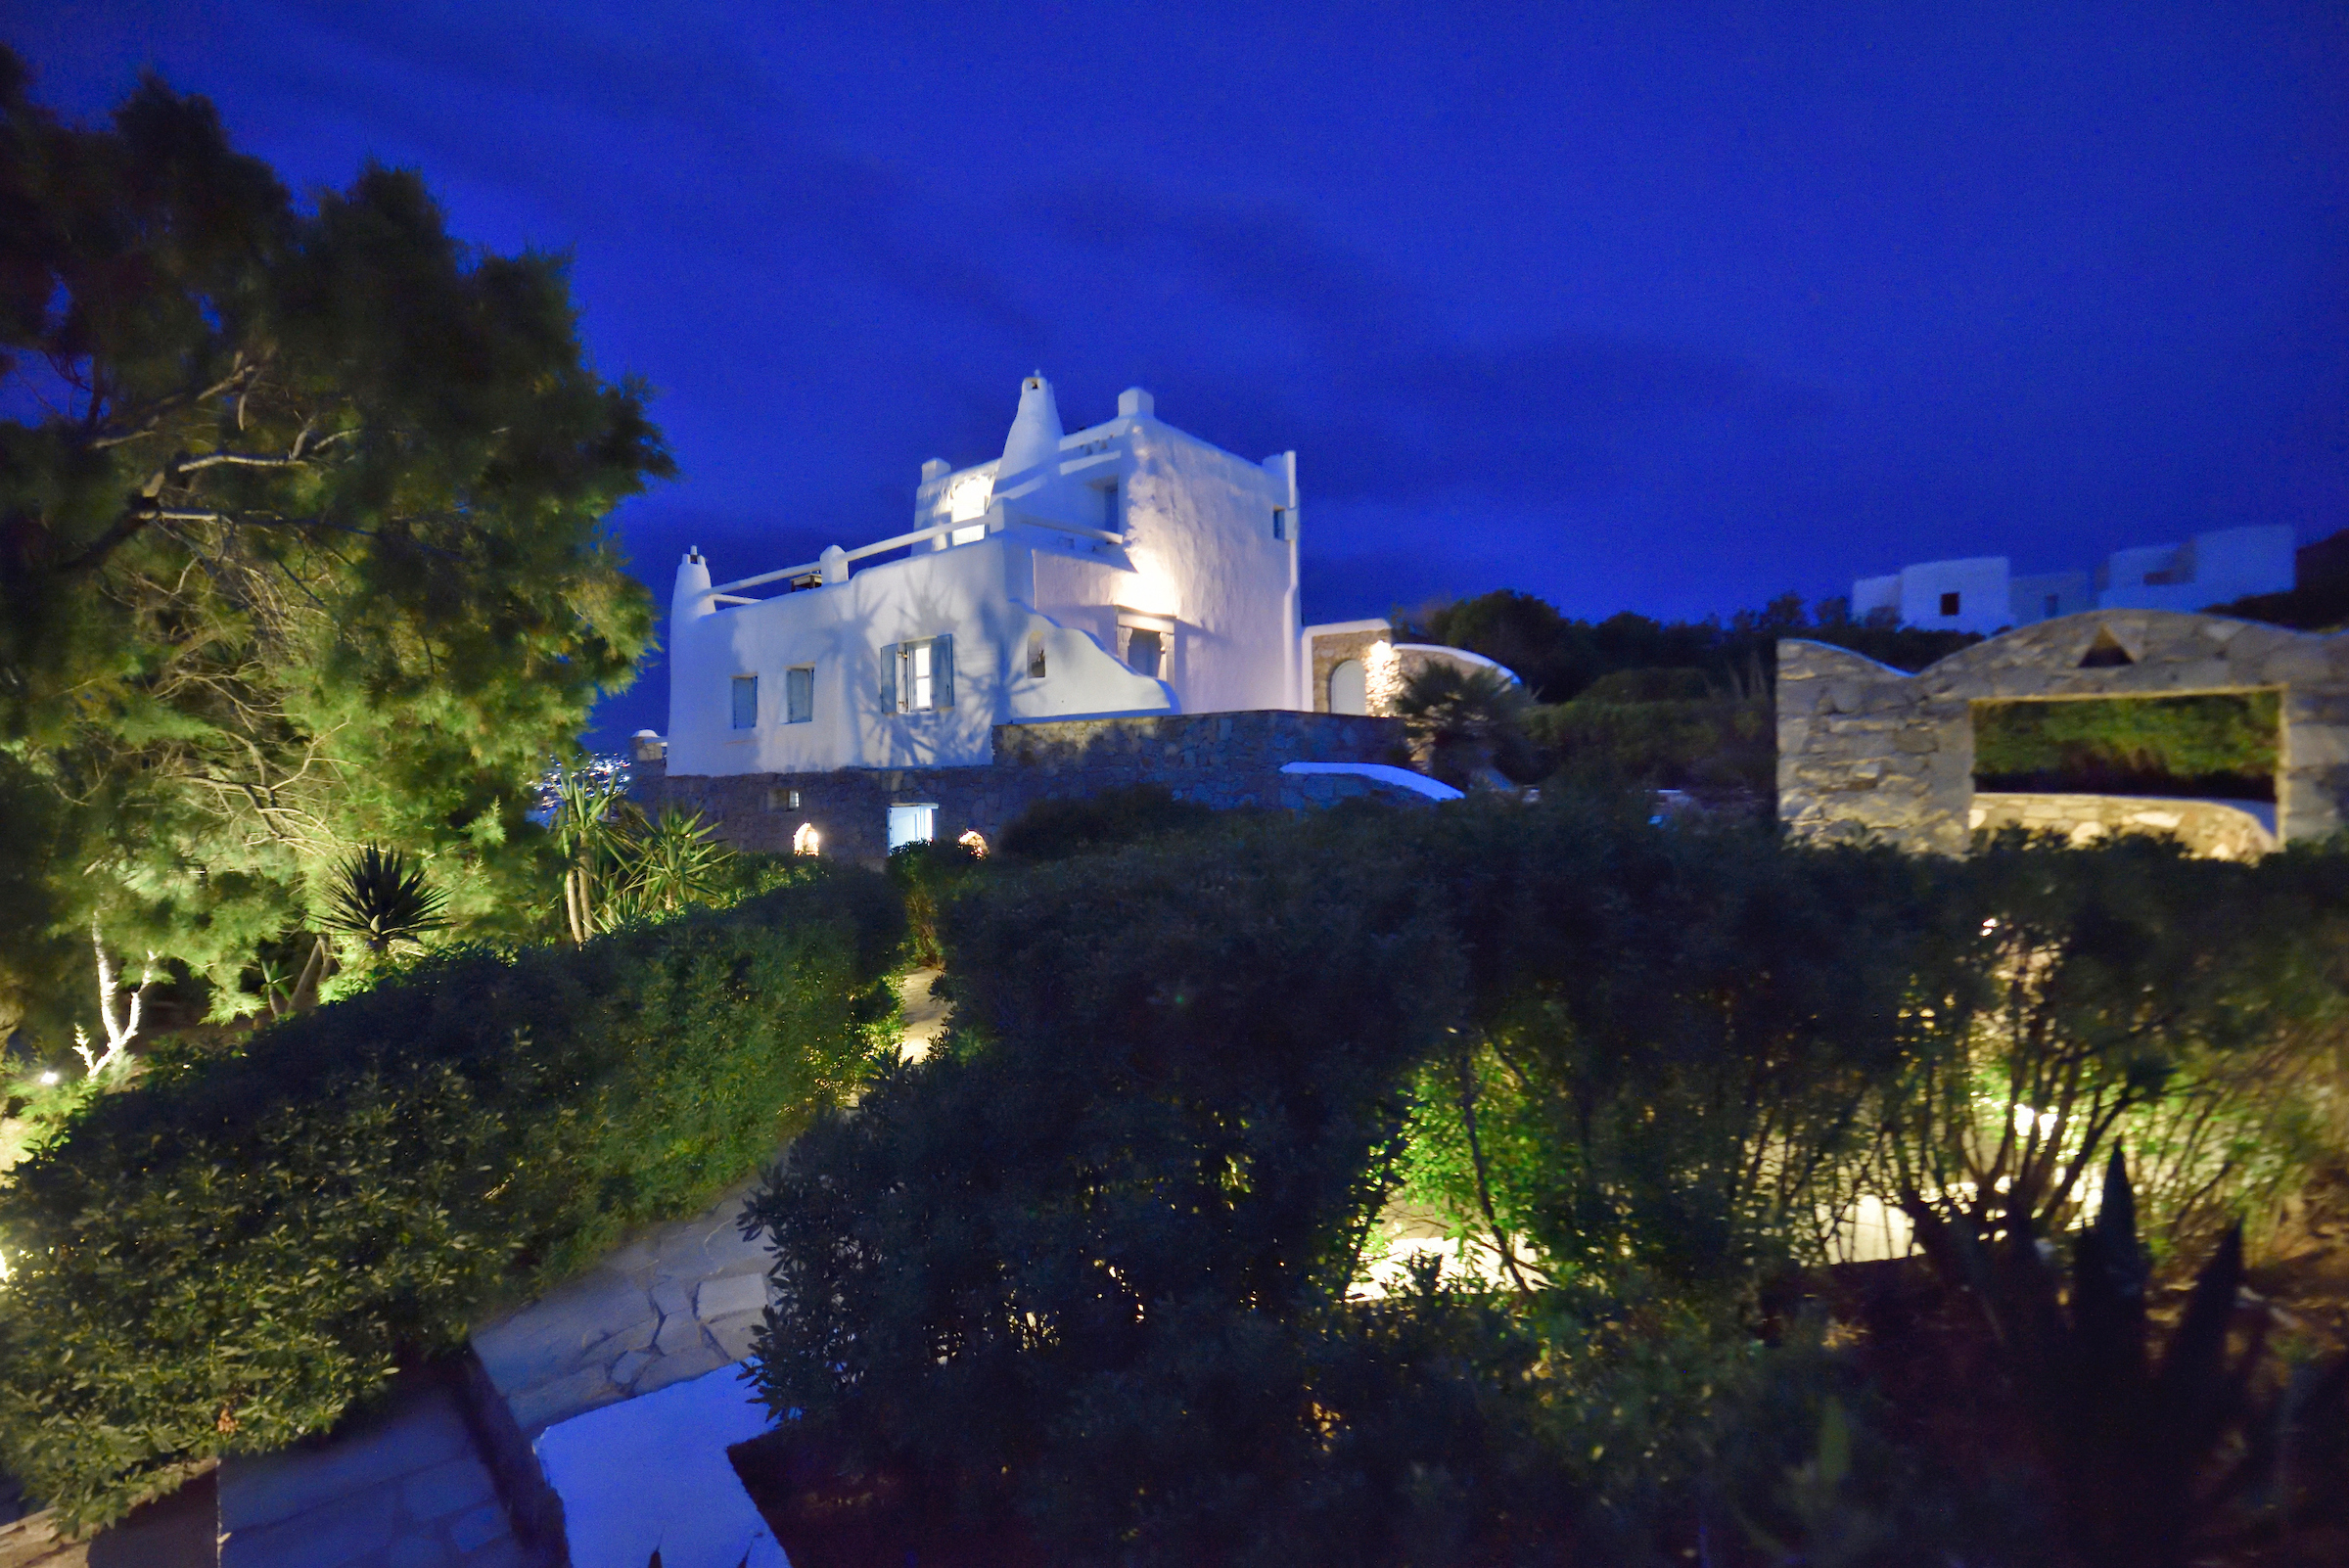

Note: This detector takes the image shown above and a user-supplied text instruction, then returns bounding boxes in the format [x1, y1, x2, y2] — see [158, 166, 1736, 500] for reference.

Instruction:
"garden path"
[188, 969, 950, 1568]
[468, 968, 944, 1441]
[215, 1379, 520, 1568]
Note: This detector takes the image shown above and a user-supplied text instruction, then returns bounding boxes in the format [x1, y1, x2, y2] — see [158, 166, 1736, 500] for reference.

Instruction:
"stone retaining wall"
[1778, 611, 2349, 853]
[642, 710, 1420, 864]
[1968, 792, 2278, 860]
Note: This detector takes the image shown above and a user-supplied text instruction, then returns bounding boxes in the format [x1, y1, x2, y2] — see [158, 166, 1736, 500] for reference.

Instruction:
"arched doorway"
[1327, 659, 1367, 715]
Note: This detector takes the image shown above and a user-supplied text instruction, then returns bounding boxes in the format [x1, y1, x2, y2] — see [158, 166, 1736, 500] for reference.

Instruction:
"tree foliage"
[0, 50, 669, 1039]
[1404, 588, 1979, 704]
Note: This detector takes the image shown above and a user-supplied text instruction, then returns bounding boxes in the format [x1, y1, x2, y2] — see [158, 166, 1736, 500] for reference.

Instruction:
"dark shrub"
[994, 782, 1221, 862]
[0, 866, 903, 1530]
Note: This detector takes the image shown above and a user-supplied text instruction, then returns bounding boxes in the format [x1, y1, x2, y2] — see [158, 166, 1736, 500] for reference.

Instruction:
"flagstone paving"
[149, 968, 950, 1566]
[216, 1382, 521, 1568]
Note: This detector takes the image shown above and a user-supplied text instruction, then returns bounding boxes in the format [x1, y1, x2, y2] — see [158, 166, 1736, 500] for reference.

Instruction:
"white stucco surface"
[534, 1365, 784, 1568]
[1279, 761, 1465, 801]
[667, 378, 1304, 777]
[1856, 525, 2297, 631]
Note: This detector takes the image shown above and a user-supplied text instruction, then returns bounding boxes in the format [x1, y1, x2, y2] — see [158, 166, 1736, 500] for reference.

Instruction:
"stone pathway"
[470, 968, 945, 1439]
[471, 1183, 772, 1443]
[43, 968, 956, 1567]
[216, 1381, 519, 1568]
[896, 968, 947, 1060]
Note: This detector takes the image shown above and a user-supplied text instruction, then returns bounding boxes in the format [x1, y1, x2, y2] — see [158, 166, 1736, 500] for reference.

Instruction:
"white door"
[888, 804, 937, 851]
[1327, 659, 1367, 715]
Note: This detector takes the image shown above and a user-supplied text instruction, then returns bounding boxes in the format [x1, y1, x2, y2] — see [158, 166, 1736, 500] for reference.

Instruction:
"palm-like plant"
[321, 845, 450, 955]
[1392, 662, 1535, 788]
[623, 807, 733, 919]
[551, 764, 647, 943]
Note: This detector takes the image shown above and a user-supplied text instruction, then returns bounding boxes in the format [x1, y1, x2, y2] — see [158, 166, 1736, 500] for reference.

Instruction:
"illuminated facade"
[665, 376, 1305, 777]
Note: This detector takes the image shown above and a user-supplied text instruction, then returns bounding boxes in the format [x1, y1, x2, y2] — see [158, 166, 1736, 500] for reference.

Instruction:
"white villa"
[663, 375, 1502, 782]
[1853, 525, 2297, 637]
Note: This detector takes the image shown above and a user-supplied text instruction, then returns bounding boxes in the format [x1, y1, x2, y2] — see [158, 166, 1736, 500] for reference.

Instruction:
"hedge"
[1972, 691, 2280, 800]
[0, 866, 903, 1530]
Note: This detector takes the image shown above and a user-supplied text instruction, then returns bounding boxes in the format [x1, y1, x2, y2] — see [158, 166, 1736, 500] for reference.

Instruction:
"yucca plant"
[321, 845, 450, 955]
[552, 766, 646, 945]
[622, 807, 735, 920]
[1949, 1146, 2349, 1567]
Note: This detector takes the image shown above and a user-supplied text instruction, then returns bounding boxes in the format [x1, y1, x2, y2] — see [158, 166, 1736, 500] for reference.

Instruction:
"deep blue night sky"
[9, 3, 2346, 747]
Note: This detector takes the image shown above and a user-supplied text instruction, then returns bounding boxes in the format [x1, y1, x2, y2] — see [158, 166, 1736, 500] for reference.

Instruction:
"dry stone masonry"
[644, 710, 1419, 863]
[1778, 611, 2349, 855]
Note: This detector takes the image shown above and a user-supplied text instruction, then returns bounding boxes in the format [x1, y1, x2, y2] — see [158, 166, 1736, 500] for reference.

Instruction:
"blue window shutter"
[730, 674, 758, 729]
[934, 633, 953, 708]
[879, 644, 898, 712]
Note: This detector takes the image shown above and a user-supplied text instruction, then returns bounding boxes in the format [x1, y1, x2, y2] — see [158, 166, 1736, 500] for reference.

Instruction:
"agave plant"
[321, 845, 450, 955]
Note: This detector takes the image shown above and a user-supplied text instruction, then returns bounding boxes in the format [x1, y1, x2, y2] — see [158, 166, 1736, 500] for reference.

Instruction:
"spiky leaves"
[321, 846, 449, 955]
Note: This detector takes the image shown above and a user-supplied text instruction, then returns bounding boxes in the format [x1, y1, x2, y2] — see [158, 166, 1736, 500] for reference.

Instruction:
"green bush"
[0, 866, 904, 1530]
[1972, 691, 2281, 800]
[887, 837, 986, 968]
[1524, 695, 1774, 796]
[743, 802, 2349, 1563]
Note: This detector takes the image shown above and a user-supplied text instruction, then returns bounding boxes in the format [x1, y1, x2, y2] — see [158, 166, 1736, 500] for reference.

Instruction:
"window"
[1272, 507, 1289, 541]
[881, 635, 955, 713]
[888, 803, 937, 850]
[1939, 591, 1961, 617]
[785, 666, 814, 724]
[1100, 480, 1121, 530]
[730, 674, 758, 729]
[2045, 593, 2060, 617]
[1126, 627, 1164, 678]
[766, 787, 801, 812]
[1028, 633, 1048, 679]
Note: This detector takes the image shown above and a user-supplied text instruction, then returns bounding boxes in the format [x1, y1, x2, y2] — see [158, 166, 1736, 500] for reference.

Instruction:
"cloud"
[1032, 181, 1832, 505]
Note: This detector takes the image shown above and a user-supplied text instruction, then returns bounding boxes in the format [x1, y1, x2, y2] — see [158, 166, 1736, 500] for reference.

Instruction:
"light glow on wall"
[946, 473, 992, 523]
[1116, 553, 1181, 619]
[1364, 640, 1404, 715]
[958, 829, 989, 856]
[792, 822, 820, 856]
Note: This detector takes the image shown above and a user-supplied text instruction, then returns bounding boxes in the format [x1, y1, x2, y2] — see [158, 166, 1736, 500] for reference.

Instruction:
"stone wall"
[1969, 793, 2278, 861]
[1309, 627, 1388, 712]
[1778, 611, 2349, 853]
[642, 710, 1419, 864]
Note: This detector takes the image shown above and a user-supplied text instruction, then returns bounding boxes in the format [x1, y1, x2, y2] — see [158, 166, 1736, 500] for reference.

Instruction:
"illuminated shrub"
[0, 867, 903, 1530]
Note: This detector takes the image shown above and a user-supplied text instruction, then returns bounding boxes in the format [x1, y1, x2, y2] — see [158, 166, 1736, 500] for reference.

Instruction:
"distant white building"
[1853, 526, 2296, 635]
[665, 377, 1307, 778]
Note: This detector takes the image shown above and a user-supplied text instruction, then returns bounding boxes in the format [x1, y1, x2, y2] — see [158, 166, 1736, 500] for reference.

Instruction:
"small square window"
[730, 674, 758, 729]
[1939, 591, 1960, 617]
[1126, 627, 1164, 678]
[766, 787, 801, 812]
[2045, 593, 2060, 617]
[785, 666, 813, 724]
